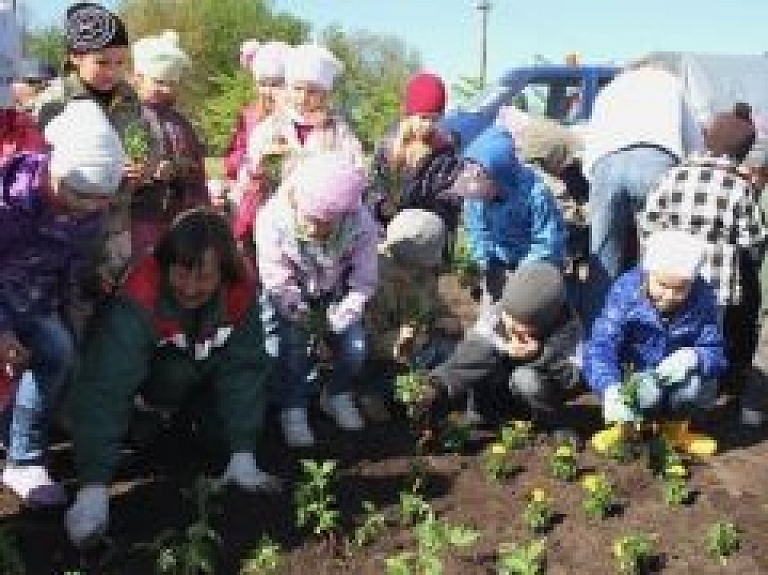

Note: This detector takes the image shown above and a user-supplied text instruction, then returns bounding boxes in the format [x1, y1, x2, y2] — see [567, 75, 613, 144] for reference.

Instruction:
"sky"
[23, 0, 768, 94]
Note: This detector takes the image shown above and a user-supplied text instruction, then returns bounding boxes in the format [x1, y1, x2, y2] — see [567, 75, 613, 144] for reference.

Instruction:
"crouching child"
[585, 230, 727, 457]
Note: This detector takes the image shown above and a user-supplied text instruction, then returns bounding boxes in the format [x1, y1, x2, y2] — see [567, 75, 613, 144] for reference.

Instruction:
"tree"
[25, 26, 67, 70]
[451, 75, 486, 108]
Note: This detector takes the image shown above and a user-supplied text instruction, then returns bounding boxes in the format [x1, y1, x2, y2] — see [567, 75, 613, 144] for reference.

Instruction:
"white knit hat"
[240, 39, 289, 81]
[284, 43, 342, 91]
[643, 230, 705, 279]
[44, 100, 126, 195]
[0, 2, 21, 108]
[132, 30, 189, 82]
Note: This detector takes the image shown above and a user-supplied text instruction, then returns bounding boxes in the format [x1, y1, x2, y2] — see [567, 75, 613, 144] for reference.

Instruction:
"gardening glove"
[656, 348, 698, 384]
[221, 452, 282, 493]
[602, 384, 638, 423]
[327, 294, 365, 334]
[65, 485, 109, 548]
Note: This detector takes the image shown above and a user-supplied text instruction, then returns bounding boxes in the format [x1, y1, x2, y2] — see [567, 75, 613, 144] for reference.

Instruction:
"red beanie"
[404, 72, 446, 116]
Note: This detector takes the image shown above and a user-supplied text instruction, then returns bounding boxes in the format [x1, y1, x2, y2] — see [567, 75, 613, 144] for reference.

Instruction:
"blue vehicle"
[441, 64, 619, 149]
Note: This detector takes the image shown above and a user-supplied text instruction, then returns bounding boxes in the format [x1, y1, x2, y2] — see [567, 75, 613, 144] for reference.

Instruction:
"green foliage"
[497, 539, 546, 575]
[240, 536, 282, 574]
[295, 460, 340, 541]
[581, 473, 616, 520]
[484, 442, 517, 483]
[398, 484, 431, 526]
[549, 442, 578, 482]
[613, 533, 655, 574]
[521, 490, 554, 534]
[706, 521, 740, 563]
[394, 368, 431, 420]
[123, 121, 152, 162]
[438, 414, 472, 453]
[450, 75, 486, 108]
[0, 527, 25, 575]
[25, 26, 67, 70]
[353, 501, 388, 547]
[450, 227, 481, 289]
[197, 71, 255, 157]
[500, 420, 534, 451]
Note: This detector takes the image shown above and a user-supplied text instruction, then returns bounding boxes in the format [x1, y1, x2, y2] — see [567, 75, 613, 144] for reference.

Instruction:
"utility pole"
[475, 0, 491, 87]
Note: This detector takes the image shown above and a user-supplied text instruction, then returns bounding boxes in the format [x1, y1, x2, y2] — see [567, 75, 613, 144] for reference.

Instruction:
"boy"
[585, 230, 727, 456]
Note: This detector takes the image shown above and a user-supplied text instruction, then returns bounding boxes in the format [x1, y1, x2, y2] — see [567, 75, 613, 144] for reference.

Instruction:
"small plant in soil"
[581, 473, 616, 520]
[612, 532, 655, 574]
[549, 441, 578, 482]
[0, 526, 25, 575]
[451, 228, 482, 289]
[484, 441, 517, 483]
[385, 510, 479, 575]
[123, 121, 152, 163]
[353, 501, 388, 547]
[240, 536, 282, 574]
[497, 539, 546, 575]
[500, 420, 534, 451]
[394, 368, 432, 421]
[661, 458, 692, 506]
[398, 481, 432, 526]
[522, 488, 555, 534]
[439, 412, 472, 453]
[152, 476, 223, 575]
[295, 460, 341, 548]
[706, 521, 740, 564]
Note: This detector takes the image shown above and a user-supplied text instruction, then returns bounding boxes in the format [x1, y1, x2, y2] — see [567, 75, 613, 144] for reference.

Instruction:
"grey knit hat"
[499, 262, 566, 336]
[744, 136, 768, 169]
[383, 209, 446, 269]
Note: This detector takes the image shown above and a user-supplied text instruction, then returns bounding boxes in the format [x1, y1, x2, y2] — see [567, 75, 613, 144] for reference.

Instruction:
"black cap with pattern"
[65, 2, 128, 53]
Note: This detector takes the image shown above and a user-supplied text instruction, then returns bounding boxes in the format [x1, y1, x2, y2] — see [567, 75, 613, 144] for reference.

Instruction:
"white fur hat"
[643, 230, 705, 279]
[283, 43, 342, 91]
[0, 3, 21, 108]
[132, 30, 189, 82]
[240, 40, 289, 81]
[45, 100, 126, 195]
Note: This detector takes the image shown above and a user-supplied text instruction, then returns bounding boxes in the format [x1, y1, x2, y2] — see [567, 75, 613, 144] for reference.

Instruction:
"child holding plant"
[130, 30, 209, 257]
[256, 152, 378, 447]
[416, 262, 583, 440]
[585, 230, 727, 457]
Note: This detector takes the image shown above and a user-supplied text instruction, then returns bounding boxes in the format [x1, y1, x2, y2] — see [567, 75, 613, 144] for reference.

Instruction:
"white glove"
[221, 452, 282, 492]
[602, 385, 638, 423]
[656, 348, 698, 383]
[65, 485, 109, 548]
[327, 303, 356, 334]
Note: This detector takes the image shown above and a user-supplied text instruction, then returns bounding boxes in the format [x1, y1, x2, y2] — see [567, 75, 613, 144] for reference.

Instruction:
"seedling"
[152, 476, 224, 575]
[0, 527, 25, 575]
[497, 539, 546, 575]
[353, 501, 388, 547]
[522, 489, 555, 534]
[394, 368, 432, 421]
[439, 412, 472, 453]
[500, 420, 534, 451]
[613, 533, 655, 574]
[451, 228, 481, 289]
[240, 536, 282, 574]
[398, 482, 431, 526]
[484, 442, 517, 483]
[386, 511, 479, 575]
[706, 521, 740, 564]
[549, 442, 578, 482]
[295, 460, 340, 547]
[581, 473, 616, 520]
[123, 121, 152, 163]
[661, 460, 692, 506]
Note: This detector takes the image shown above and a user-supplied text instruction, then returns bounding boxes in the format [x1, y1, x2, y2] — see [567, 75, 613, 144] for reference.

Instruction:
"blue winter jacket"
[461, 125, 565, 270]
[583, 267, 727, 395]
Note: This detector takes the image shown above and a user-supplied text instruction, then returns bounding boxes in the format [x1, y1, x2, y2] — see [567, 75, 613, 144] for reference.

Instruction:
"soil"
[3, 276, 768, 574]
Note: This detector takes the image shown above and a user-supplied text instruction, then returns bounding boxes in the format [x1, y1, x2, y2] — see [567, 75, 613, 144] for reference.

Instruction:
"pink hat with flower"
[290, 152, 366, 221]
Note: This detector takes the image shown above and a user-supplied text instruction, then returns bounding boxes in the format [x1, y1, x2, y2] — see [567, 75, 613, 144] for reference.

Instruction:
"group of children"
[2, 0, 768, 550]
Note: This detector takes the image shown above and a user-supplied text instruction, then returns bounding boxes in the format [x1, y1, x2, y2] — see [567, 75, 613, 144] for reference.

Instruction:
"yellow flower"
[581, 473, 603, 492]
[665, 464, 688, 478]
[513, 420, 531, 431]
[490, 442, 507, 455]
[530, 488, 547, 503]
[555, 445, 574, 458]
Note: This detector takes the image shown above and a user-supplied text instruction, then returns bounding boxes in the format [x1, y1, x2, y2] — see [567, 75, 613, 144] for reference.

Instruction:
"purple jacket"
[0, 153, 103, 332]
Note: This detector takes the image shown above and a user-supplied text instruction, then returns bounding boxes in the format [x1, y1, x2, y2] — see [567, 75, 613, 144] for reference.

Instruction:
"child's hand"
[0, 332, 30, 367]
[393, 325, 428, 364]
[123, 161, 150, 190]
[502, 331, 540, 360]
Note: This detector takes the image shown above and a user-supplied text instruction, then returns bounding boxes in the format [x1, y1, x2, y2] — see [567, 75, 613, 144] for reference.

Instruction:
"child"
[256, 152, 377, 447]
[245, 43, 364, 184]
[11, 57, 56, 115]
[419, 262, 583, 437]
[585, 230, 727, 457]
[227, 40, 290, 247]
[368, 73, 462, 230]
[365, 209, 462, 369]
[457, 124, 566, 304]
[131, 30, 209, 257]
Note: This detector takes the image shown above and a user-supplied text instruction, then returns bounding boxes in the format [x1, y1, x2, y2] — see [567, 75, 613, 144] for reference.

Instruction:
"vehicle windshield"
[454, 84, 514, 113]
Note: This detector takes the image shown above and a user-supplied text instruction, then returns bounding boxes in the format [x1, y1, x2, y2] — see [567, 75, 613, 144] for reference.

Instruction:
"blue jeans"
[585, 146, 677, 329]
[1, 313, 75, 464]
[261, 295, 366, 409]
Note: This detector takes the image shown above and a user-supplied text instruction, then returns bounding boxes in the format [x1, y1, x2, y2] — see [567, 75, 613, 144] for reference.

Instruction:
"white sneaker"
[1, 464, 68, 507]
[280, 408, 315, 447]
[321, 393, 365, 431]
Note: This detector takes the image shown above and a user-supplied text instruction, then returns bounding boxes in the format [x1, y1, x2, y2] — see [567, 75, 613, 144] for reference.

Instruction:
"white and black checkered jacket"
[638, 154, 767, 306]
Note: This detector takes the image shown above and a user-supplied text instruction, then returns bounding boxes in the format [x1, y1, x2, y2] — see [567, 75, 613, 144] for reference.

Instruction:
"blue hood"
[462, 125, 522, 189]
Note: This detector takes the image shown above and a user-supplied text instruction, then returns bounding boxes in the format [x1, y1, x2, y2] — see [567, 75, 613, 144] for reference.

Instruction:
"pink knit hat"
[404, 72, 446, 116]
[291, 152, 366, 221]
